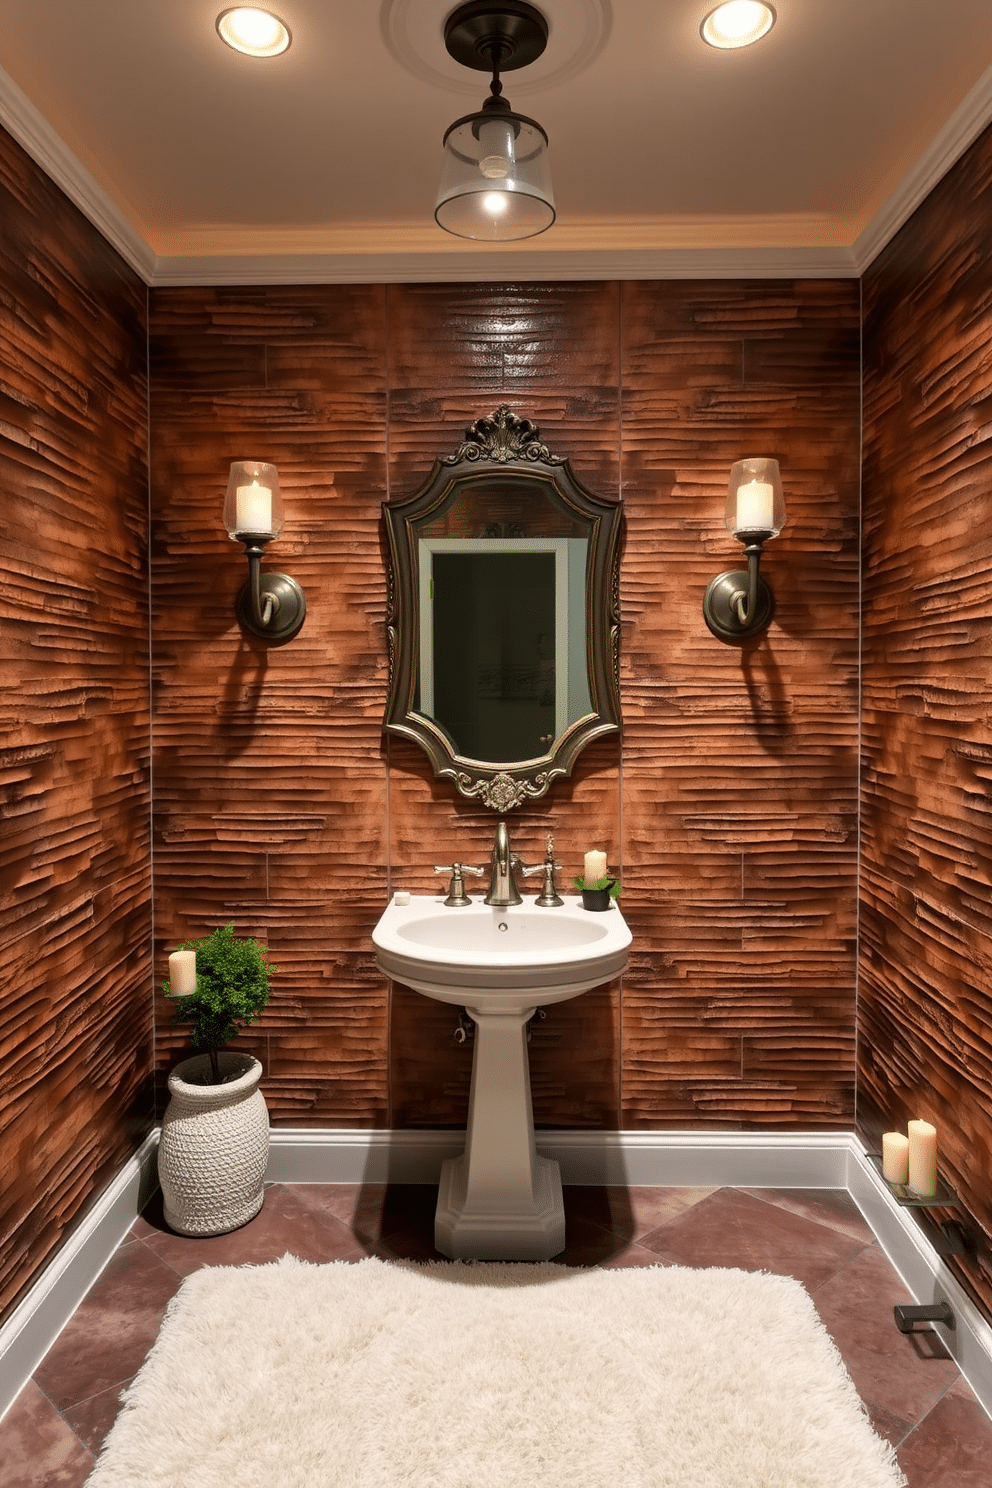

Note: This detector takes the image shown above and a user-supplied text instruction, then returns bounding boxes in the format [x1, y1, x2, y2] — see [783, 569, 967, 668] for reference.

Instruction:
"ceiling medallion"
[381, 0, 610, 98]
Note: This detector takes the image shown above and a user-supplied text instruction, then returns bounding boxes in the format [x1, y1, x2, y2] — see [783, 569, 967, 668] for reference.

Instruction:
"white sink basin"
[372, 893, 631, 1007]
[372, 890, 632, 1263]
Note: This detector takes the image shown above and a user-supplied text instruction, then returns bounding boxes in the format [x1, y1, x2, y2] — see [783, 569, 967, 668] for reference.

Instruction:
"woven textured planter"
[158, 1052, 269, 1236]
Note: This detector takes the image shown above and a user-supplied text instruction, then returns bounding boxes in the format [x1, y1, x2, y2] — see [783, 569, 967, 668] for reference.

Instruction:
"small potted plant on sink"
[157, 924, 276, 1237]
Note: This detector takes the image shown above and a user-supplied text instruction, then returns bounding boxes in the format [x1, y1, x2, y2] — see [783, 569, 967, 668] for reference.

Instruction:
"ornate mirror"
[383, 406, 622, 810]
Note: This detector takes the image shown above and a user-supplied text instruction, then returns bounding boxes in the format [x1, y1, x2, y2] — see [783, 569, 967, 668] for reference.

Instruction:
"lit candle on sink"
[584, 850, 608, 881]
[907, 1119, 938, 1196]
[881, 1131, 910, 1185]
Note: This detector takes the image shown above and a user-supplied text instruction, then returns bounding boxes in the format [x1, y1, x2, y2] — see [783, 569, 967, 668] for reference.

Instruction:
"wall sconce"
[702, 458, 786, 642]
[223, 461, 306, 642]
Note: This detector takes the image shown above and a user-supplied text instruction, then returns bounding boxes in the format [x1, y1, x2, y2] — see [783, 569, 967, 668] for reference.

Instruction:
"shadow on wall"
[216, 643, 271, 757]
[740, 646, 791, 753]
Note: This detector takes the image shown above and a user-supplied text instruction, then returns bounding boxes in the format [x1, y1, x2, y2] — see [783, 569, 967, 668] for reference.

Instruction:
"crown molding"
[0, 60, 155, 284]
[149, 243, 859, 285]
[853, 60, 992, 274]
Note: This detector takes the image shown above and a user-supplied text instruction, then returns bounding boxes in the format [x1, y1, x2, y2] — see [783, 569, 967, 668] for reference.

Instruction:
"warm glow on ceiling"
[216, 8, 291, 58]
[701, 2, 776, 50]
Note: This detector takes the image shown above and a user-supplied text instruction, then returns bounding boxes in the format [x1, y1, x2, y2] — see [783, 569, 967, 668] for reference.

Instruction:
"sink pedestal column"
[435, 1003, 565, 1261]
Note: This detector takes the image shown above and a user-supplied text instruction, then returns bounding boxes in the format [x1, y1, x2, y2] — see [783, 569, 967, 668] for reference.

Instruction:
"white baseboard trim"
[0, 1131, 160, 1423]
[3, 1129, 989, 1425]
[264, 1126, 854, 1188]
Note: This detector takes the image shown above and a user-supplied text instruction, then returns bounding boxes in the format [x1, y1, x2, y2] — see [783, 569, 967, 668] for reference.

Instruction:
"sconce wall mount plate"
[703, 556, 774, 642]
[235, 541, 307, 644]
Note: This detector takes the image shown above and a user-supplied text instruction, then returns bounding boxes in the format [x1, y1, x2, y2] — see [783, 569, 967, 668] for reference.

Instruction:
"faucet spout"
[484, 819, 523, 908]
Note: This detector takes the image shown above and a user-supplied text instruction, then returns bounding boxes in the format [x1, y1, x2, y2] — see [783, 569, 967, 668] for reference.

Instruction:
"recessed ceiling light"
[216, 7, 291, 58]
[700, 2, 776, 50]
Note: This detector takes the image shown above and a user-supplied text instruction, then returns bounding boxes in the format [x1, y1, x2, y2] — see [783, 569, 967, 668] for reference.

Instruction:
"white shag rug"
[86, 1256, 906, 1488]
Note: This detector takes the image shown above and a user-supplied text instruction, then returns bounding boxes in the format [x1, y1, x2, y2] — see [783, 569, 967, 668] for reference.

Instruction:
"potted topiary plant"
[157, 924, 276, 1237]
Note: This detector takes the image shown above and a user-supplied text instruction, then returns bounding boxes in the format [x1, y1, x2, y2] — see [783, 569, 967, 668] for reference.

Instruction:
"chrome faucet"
[484, 819, 523, 907]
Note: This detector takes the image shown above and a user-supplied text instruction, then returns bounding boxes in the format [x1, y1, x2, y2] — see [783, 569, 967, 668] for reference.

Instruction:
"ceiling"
[1, 0, 992, 285]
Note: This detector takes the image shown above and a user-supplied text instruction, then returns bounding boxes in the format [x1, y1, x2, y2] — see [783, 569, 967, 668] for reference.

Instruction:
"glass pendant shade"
[725, 457, 785, 538]
[436, 104, 555, 241]
[223, 460, 284, 539]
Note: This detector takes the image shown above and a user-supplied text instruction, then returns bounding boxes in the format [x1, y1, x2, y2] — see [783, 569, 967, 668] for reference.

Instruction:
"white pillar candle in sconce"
[881, 1131, 910, 1184]
[907, 1118, 938, 1196]
[584, 850, 608, 881]
[734, 479, 775, 533]
[168, 949, 197, 997]
[236, 480, 272, 535]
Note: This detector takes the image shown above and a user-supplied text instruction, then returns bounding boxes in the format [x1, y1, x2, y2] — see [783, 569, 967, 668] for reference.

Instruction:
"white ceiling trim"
[852, 59, 992, 274]
[149, 244, 859, 285]
[0, 59, 155, 283]
[1, 54, 991, 289]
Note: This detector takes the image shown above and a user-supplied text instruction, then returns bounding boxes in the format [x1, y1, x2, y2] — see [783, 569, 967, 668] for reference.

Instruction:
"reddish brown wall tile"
[149, 277, 859, 1138]
[0, 125, 151, 1324]
[862, 122, 992, 1316]
[149, 285, 391, 1126]
[620, 280, 861, 1128]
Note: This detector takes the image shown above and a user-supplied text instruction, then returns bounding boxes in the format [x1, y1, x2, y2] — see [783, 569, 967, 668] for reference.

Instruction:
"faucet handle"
[520, 855, 564, 908]
[434, 862, 483, 907]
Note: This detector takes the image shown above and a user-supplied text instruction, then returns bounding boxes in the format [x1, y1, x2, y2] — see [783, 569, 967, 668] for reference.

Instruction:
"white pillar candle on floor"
[907, 1119, 938, 1196]
[584, 850, 608, 881]
[168, 950, 197, 996]
[881, 1131, 910, 1185]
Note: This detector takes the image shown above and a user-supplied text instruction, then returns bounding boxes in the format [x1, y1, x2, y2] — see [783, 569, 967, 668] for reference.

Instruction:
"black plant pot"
[581, 885, 614, 912]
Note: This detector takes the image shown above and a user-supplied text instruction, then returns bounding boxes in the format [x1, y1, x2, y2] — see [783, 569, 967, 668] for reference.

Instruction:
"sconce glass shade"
[223, 461, 284, 539]
[436, 102, 555, 241]
[725, 457, 786, 538]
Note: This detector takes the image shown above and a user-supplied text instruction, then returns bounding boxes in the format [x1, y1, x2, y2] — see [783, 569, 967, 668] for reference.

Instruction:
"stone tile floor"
[2, 1183, 990, 1486]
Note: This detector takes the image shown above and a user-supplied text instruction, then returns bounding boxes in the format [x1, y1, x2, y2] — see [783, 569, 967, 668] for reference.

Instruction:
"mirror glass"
[383, 407, 622, 810]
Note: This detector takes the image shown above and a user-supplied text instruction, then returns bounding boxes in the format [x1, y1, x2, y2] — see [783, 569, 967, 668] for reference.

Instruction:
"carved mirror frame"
[382, 407, 622, 810]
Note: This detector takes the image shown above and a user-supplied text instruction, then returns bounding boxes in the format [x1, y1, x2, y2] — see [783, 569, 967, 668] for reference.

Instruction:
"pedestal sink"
[372, 894, 631, 1260]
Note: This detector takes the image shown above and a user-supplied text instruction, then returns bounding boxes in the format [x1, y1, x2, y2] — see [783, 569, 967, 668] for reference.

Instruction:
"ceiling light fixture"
[216, 7, 291, 58]
[436, 1, 555, 242]
[700, 2, 776, 50]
